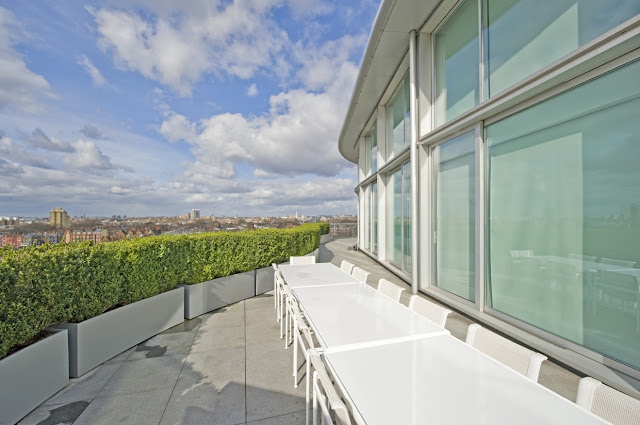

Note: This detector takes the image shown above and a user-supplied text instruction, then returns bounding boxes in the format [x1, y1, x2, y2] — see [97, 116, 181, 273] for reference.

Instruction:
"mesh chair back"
[290, 256, 316, 265]
[377, 279, 405, 302]
[408, 295, 452, 327]
[576, 377, 640, 425]
[340, 260, 354, 274]
[465, 324, 547, 382]
[351, 267, 370, 284]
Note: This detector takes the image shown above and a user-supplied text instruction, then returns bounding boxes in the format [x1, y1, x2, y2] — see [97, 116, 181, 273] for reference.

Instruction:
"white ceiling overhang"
[338, 0, 441, 163]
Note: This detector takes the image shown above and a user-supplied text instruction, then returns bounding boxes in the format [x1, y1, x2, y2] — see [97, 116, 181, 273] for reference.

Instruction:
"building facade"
[63, 229, 103, 244]
[1, 234, 22, 249]
[339, 0, 640, 393]
[49, 207, 70, 229]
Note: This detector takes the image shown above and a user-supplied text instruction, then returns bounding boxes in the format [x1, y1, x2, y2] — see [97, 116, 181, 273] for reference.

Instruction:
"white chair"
[351, 267, 370, 284]
[309, 349, 352, 425]
[408, 295, 452, 327]
[599, 257, 637, 268]
[465, 324, 547, 382]
[340, 260, 354, 275]
[576, 377, 640, 425]
[290, 256, 316, 265]
[377, 279, 404, 302]
[568, 253, 598, 262]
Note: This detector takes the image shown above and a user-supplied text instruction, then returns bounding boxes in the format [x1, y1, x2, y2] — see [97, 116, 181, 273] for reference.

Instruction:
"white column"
[409, 30, 419, 295]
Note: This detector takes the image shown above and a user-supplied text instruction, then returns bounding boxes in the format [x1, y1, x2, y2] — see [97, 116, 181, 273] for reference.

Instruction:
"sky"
[0, 0, 378, 218]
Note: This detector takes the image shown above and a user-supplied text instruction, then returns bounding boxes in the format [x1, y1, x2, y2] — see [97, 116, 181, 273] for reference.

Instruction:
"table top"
[293, 283, 448, 349]
[324, 335, 608, 425]
[279, 263, 360, 288]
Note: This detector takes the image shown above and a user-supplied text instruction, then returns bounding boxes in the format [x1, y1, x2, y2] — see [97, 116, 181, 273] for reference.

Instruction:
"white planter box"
[0, 329, 69, 425]
[183, 271, 255, 319]
[53, 287, 184, 378]
[320, 234, 332, 244]
[255, 266, 274, 295]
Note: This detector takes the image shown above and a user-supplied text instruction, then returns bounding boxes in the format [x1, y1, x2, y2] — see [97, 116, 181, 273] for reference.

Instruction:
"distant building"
[63, 229, 103, 244]
[50, 207, 70, 229]
[1, 234, 22, 249]
[190, 209, 200, 219]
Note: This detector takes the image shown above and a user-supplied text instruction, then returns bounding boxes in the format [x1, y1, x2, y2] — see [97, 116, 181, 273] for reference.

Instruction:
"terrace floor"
[17, 238, 581, 425]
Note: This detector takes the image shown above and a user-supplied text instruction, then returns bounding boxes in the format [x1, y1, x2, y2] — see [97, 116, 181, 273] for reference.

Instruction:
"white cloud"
[77, 54, 107, 87]
[0, 7, 53, 113]
[247, 83, 258, 97]
[159, 113, 196, 143]
[26, 128, 75, 152]
[80, 124, 108, 140]
[93, 2, 289, 96]
[64, 139, 133, 173]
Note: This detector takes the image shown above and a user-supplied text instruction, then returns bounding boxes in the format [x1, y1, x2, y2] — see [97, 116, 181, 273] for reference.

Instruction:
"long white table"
[324, 335, 609, 425]
[279, 263, 360, 288]
[293, 283, 448, 350]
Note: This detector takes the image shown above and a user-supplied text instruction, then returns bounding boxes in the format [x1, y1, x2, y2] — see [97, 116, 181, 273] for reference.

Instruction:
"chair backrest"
[351, 267, 370, 284]
[290, 255, 316, 265]
[340, 260, 354, 275]
[272, 263, 278, 271]
[408, 295, 452, 327]
[569, 253, 598, 262]
[309, 350, 352, 425]
[377, 279, 405, 302]
[600, 257, 637, 268]
[465, 324, 547, 382]
[576, 377, 640, 425]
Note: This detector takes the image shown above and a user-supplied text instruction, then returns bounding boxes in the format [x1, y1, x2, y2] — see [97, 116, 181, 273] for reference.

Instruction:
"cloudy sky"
[0, 0, 377, 218]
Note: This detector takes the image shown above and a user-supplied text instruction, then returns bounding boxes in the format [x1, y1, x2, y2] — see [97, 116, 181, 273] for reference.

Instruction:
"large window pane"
[434, 0, 479, 127]
[386, 75, 410, 160]
[365, 124, 377, 176]
[386, 164, 412, 273]
[487, 59, 640, 370]
[433, 131, 476, 301]
[482, 0, 640, 98]
[373, 182, 378, 253]
[363, 185, 371, 250]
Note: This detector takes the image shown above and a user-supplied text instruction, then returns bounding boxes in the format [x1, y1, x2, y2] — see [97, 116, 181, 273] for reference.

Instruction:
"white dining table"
[292, 283, 448, 350]
[278, 263, 361, 288]
[324, 335, 610, 425]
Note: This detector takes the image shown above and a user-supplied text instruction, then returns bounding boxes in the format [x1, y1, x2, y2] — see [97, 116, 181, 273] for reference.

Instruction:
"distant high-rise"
[190, 209, 200, 219]
[49, 207, 70, 229]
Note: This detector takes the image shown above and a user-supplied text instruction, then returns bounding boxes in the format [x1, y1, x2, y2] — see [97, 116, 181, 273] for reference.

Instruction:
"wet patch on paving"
[34, 401, 89, 425]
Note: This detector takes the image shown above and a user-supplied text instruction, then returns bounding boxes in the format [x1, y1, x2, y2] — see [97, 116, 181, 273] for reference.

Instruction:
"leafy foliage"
[0, 223, 322, 359]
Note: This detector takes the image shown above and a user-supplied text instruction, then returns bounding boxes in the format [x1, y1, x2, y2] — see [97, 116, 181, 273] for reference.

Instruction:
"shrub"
[0, 223, 323, 360]
[318, 222, 330, 235]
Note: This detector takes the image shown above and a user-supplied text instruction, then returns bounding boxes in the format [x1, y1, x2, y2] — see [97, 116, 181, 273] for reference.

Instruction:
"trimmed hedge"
[318, 222, 330, 235]
[0, 223, 322, 360]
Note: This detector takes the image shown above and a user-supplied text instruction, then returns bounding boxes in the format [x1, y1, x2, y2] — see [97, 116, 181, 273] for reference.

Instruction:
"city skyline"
[0, 1, 377, 217]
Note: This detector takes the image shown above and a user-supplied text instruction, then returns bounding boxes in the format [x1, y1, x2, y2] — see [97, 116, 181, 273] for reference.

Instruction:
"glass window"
[434, 0, 479, 127]
[487, 59, 640, 370]
[386, 75, 411, 160]
[482, 0, 640, 98]
[386, 163, 412, 272]
[372, 182, 378, 253]
[363, 185, 371, 250]
[365, 124, 378, 175]
[432, 130, 476, 301]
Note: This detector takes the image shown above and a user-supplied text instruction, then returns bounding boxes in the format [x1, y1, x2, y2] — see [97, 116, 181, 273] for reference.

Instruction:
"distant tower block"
[49, 207, 70, 229]
[190, 209, 200, 219]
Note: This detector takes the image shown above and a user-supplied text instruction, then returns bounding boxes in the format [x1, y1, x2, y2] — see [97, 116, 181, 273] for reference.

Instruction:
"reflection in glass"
[487, 59, 640, 370]
[365, 124, 377, 175]
[433, 131, 475, 301]
[482, 0, 640, 98]
[372, 182, 378, 254]
[386, 75, 410, 160]
[363, 184, 370, 250]
[434, 0, 479, 127]
[386, 164, 412, 273]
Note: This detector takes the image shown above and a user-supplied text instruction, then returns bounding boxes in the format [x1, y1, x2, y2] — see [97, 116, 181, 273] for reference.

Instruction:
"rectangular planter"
[183, 271, 255, 319]
[0, 329, 69, 425]
[52, 287, 184, 378]
[320, 234, 332, 244]
[256, 266, 274, 295]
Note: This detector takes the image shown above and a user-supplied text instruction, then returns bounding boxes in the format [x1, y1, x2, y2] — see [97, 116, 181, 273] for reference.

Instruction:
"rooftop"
[17, 238, 581, 425]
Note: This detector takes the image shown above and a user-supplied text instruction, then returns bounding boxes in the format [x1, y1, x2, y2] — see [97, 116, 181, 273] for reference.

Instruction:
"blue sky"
[0, 0, 378, 217]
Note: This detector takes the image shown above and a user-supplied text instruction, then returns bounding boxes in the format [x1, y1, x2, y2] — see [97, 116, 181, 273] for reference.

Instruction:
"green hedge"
[0, 223, 322, 360]
[318, 222, 330, 235]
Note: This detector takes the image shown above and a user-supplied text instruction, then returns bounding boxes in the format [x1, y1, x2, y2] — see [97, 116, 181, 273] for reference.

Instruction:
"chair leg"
[285, 302, 290, 349]
[293, 322, 298, 382]
[279, 292, 284, 339]
[306, 359, 311, 425]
